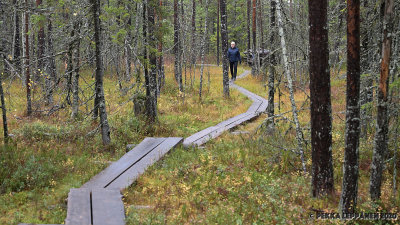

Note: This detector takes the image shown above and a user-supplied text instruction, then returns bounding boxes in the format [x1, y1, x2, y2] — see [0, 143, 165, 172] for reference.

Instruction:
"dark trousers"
[229, 61, 238, 80]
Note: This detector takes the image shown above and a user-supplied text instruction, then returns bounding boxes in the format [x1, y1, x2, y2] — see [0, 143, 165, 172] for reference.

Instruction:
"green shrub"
[14, 121, 73, 141]
[0, 145, 63, 193]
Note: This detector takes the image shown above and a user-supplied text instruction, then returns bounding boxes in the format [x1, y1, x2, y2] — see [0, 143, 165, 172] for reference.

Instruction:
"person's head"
[231, 41, 236, 48]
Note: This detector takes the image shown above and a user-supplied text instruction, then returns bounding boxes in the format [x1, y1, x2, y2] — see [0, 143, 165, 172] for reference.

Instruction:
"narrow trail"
[19, 69, 268, 225]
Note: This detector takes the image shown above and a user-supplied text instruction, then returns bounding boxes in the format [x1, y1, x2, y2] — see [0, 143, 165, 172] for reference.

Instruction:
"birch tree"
[276, 0, 306, 174]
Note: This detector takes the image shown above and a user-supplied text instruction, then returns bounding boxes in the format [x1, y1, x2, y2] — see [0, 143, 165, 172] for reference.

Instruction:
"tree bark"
[36, 0, 45, 82]
[13, 0, 21, 73]
[217, 0, 220, 66]
[277, 0, 306, 174]
[191, 0, 196, 66]
[71, 21, 81, 119]
[267, 0, 276, 127]
[308, 0, 335, 198]
[45, 18, 56, 105]
[23, 0, 32, 116]
[251, 0, 257, 75]
[370, 0, 394, 201]
[199, 0, 210, 100]
[157, 0, 164, 94]
[144, 0, 158, 122]
[340, 0, 361, 213]
[91, 0, 111, 145]
[174, 0, 183, 92]
[247, 0, 251, 51]
[220, 0, 229, 97]
[0, 8, 9, 143]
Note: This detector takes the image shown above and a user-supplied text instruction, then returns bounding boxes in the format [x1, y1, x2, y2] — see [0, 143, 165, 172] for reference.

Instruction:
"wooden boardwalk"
[19, 69, 268, 225]
[183, 70, 268, 147]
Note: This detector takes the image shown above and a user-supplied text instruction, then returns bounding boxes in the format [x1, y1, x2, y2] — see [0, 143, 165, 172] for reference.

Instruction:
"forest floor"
[0, 62, 399, 225]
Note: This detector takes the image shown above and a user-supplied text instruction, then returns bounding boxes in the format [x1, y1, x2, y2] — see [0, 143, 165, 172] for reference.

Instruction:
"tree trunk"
[157, 0, 164, 95]
[125, 2, 132, 82]
[267, 0, 276, 127]
[217, 0, 220, 66]
[0, 9, 9, 143]
[277, 0, 306, 174]
[174, 0, 183, 92]
[340, 0, 361, 213]
[199, 0, 210, 100]
[45, 18, 56, 105]
[370, 0, 394, 201]
[23, 0, 32, 116]
[91, 0, 111, 145]
[13, 0, 21, 73]
[308, 0, 335, 198]
[251, 0, 257, 75]
[247, 0, 251, 51]
[144, 0, 158, 122]
[220, 0, 229, 97]
[71, 21, 81, 119]
[36, 0, 45, 82]
[191, 0, 196, 66]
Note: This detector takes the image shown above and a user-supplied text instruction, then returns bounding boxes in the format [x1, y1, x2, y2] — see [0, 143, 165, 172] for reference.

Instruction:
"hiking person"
[227, 41, 241, 81]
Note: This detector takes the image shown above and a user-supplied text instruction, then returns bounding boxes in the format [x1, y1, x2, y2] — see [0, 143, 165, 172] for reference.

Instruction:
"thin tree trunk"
[220, 0, 229, 97]
[23, 0, 32, 116]
[174, 0, 183, 92]
[45, 18, 56, 105]
[13, 0, 21, 73]
[199, 0, 210, 100]
[91, 0, 111, 145]
[247, 0, 251, 51]
[66, 24, 75, 105]
[125, 2, 132, 82]
[157, 0, 164, 94]
[191, 0, 196, 66]
[36, 0, 45, 82]
[0, 10, 9, 143]
[251, 0, 257, 75]
[370, 0, 394, 201]
[71, 21, 81, 119]
[276, 0, 306, 174]
[267, 0, 276, 127]
[217, 0, 220, 66]
[340, 0, 361, 213]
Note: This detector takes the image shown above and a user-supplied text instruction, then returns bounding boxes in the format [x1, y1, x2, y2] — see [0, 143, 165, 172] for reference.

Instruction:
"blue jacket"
[227, 47, 241, 63]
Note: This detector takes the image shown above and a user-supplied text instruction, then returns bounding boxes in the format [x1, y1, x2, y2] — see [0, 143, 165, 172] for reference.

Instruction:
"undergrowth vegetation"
[0, 62, 250, 224]
[0, 62, 398, 224]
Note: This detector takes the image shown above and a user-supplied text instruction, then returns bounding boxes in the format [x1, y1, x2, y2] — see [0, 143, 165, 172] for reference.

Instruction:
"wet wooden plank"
[65, 188, 91, 225]
[107, 137, 183, 189]
[82, 138, 166, 189]
[91, 189, 125, 225]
